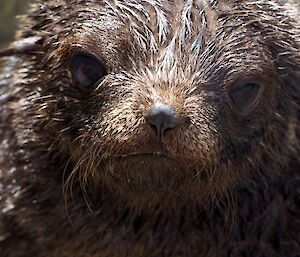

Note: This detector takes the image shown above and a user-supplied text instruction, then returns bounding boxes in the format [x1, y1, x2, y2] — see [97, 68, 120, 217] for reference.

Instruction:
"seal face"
[1, 0, 298, 203]
[44, 0, 294, 203]
[0, 0, 299, 256]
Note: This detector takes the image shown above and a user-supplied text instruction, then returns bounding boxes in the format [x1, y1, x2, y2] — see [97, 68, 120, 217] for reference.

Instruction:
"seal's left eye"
[72, 53, 107, 90]
[228, 81, 261, 114]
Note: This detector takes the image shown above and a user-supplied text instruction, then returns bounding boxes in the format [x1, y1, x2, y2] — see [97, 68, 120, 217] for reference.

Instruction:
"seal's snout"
[146, 102, 179, 137]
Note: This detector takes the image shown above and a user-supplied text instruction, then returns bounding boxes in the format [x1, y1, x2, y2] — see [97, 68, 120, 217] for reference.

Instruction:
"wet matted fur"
[0, 0, 299, 256]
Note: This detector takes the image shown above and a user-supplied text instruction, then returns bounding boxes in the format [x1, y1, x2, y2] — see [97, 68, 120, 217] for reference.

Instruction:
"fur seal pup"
[0, 0, 299, 256]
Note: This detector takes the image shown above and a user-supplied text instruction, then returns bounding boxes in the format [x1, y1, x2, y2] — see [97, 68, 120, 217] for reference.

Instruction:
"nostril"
[146, 102, 179, 137]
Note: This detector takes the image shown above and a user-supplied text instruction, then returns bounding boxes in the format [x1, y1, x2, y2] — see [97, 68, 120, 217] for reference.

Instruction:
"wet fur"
[0, 0, 299, 256]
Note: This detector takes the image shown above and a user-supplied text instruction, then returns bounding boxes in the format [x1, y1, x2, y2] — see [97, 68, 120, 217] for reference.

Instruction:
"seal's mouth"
[116, 152, 176, 162]
[99, 151, 184, 193]
[94, 150, 218, 204]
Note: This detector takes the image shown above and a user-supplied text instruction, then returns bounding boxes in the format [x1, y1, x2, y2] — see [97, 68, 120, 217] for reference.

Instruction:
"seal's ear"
[0, 36, 43, 57]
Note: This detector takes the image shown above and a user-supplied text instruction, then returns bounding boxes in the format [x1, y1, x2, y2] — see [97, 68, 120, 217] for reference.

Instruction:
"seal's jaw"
[66, 136, 235, 210]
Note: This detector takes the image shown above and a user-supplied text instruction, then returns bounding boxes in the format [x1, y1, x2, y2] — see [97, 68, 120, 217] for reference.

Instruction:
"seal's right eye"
[71, 53, 107, 91]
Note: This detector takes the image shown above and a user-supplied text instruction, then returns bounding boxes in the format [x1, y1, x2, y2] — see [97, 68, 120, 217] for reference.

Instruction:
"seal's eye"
[228, 82, 261, 113]
[71, 53, 107, 90]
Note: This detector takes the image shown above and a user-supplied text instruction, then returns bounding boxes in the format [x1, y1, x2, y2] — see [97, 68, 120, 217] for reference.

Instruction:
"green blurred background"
[0, 0, 31, 47]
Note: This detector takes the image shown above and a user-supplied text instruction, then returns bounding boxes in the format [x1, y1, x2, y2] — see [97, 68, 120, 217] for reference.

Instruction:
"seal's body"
[0, 1, 299, 256]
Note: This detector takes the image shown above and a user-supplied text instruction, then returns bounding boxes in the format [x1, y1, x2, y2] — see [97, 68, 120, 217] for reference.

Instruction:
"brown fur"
[0, 0, 299, 256]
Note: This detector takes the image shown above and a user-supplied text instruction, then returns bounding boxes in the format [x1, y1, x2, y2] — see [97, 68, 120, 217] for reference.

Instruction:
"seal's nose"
[146, 102, 178, 137]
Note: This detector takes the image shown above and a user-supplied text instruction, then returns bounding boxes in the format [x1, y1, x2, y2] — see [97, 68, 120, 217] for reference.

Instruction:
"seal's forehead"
[85, 0, 236, 75]
[99, 0, 228, 49]
[67, 0, 282, 80]
[49, 0, 291, 81]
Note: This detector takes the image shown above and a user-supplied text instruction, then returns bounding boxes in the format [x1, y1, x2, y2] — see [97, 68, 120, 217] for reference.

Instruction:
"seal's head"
[8, 0, 299, 209]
